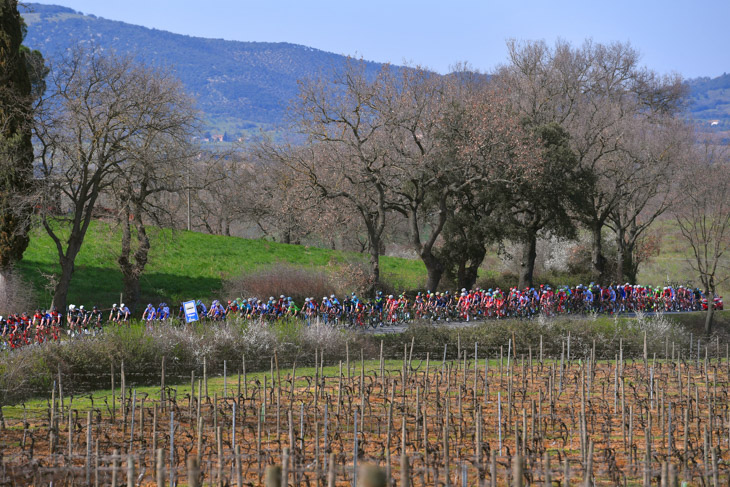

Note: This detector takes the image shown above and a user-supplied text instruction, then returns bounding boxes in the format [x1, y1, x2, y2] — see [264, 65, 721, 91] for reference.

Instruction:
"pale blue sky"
[29, 0, 730, 79]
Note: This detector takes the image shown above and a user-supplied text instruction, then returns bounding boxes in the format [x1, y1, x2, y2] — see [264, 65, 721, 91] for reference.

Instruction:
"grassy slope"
[16, 222, 426, 308]
[637, 218, 729, 297]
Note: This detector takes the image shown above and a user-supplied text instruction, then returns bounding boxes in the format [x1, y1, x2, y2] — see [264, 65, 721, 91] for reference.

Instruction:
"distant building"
[211, 134, 224, 142]
[710, 120, 720, 126]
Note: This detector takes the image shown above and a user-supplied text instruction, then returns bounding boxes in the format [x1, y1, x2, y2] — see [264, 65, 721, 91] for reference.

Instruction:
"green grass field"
[16, 222, 427, 309]
[14, 216, 726, 311]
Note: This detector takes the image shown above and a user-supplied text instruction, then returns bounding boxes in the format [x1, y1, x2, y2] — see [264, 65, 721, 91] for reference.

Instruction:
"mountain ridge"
[20, 3, 730, 136]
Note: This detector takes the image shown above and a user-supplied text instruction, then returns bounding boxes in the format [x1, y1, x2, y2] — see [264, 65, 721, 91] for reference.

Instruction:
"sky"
[29, 0, 730, 79]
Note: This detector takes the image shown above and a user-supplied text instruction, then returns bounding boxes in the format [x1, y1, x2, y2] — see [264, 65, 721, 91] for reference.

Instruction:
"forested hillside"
[22, 3, 729, 135]
[686, 73, 730, 129]
[20, 3, 383, 136]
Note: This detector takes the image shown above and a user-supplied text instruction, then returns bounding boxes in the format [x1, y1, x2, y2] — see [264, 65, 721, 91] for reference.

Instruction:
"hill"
[686, 73, 730, 132]
[14, 222, 426, 310]
[22, 3, 730, 137]
[20, 3, 384, 136]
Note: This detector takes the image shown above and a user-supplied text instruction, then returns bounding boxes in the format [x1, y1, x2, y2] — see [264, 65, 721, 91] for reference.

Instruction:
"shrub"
[222, 264, 334, 303]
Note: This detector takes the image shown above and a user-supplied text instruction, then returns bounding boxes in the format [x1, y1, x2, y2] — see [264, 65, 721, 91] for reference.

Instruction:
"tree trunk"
[456, 248, 485, 291]
[117, 202, 151, 313]
[705, 288, 716, 335]
[424, 256, 444, 293]
[52, 253, 77, 312]
[518, 233, 538, 290]
[590, 222, 606, 282]
[615, 228, 625, 284]
[368, 236, 381, 295]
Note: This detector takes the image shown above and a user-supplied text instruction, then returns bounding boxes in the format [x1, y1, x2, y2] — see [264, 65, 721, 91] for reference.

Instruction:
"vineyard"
[1, 337, 729, 486]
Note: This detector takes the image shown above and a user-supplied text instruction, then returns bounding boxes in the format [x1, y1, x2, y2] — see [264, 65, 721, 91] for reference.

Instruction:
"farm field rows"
[2, 343, 729, 485]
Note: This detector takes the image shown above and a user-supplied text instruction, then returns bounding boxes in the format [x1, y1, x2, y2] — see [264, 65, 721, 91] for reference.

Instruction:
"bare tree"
[607, 117, 691, 283]
[34, 47, 199, 311]
[261, 61, 393, 289]
[496, 39, 685, 282]
[673, 141, 730, 334]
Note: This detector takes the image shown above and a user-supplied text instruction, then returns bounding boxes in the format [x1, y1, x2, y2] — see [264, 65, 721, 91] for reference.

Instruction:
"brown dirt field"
[1, 353, 729, 485]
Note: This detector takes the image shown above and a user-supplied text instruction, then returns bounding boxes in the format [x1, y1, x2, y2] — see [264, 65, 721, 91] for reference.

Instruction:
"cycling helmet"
[280, 295, 285, 299]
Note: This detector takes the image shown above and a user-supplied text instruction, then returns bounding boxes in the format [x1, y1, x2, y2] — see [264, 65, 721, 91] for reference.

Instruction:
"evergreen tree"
[0, 0, 34, 268]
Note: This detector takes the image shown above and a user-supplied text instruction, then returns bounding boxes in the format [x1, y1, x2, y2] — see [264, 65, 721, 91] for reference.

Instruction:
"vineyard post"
[543, 452, 551, 487]
[94, 441, 99, 487]
[216, 425, 223, 486]
[121, 360, 126, 429]
[203, 357, 208, 398]
[711, 447, 719, 487]
[668, 462, 677, 487]
[68, 409, 73, 462]
[86, 410, 92, 485]
[111, 363, 116, 423]
[443, 343, 448, 372]
[161, 356, 166, 411]
[130, 389, 136, 452]
[563, 458, 570, 486]
[327, 453, 336, 487]
[275, 352, 281, 438]
[49, 381, 56, 455]
[190, 370, 195, 418]
[127, 453, 135, 487]
[235, 444, 243, 487]
[197, 379, 202, 428]
[380, 341, 384, 382]
[613, 356, 619, 413]
[400, 453, 410, 487]
[188, 457, 201, 487]
[475, 408, 482, 477]
[281, 447, 290, 487]
[170, 411, 175, 487]
[223, 360, 227, 398]
[353, 409, 359, 487]
[489, 453, 497, 487]
[512, 454, 523, 487]
[257, 406, 262, 480]
[408, 336, 415, 370]
[243, 355, 247, 400]
[498, 391, 502, 455]
[156, 448, 165, 487]
[58, 365, 64, 421]
[324, 403, 329, 474]
[315, 349, 320, 410]
[584, 440, 594, 487]
[232, 402, 236, 449]
[112, 449, 119, 487]
[668, 402, 673, 457]
[152, 405, 159, 468]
